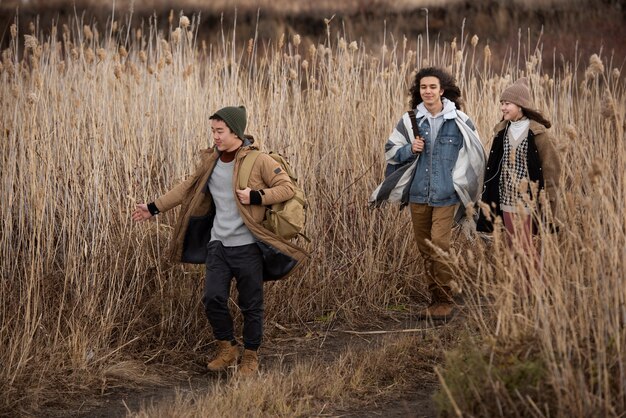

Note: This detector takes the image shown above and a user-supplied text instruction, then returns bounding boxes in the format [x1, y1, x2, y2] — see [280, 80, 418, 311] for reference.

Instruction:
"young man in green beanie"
[132, 106, 307, 376]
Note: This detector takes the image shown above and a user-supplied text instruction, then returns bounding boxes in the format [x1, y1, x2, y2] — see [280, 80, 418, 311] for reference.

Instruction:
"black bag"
[256, 241, 297, 281]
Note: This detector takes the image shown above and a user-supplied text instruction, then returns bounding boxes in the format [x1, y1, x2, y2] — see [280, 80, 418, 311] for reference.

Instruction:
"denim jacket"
[392, 100, 473, 207]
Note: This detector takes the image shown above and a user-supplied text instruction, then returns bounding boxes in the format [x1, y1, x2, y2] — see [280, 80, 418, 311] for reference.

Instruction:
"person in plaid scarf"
[380, 67, 484, 321]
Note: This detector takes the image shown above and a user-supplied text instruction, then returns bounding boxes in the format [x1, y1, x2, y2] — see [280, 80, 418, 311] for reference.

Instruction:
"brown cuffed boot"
[207, 340, 241, 372]
[238, 349, 259, 377]
[416, 286, 456, 322]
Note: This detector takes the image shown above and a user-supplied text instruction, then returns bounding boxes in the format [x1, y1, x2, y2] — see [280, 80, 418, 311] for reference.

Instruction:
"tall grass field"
[0, 6, 624, 417]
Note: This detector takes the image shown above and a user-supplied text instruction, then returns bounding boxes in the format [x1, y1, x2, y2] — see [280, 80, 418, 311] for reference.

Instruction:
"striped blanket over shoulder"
[369, 109, 486, 223]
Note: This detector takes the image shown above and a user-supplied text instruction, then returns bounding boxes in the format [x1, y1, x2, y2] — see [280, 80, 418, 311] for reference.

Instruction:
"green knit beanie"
[211, 106, 247, 140]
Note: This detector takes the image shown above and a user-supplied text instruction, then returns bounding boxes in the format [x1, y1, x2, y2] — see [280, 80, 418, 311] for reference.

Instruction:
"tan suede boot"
[238, 349, 259, 377]
[416, 287, 456, 322]
[207, 340, 241, 372]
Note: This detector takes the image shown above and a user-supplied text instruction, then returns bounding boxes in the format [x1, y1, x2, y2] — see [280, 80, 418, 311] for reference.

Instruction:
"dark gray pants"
[203, 241, 264, 350]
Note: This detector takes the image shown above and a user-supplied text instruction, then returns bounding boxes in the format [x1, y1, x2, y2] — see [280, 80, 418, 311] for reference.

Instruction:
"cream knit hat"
[500, 77, 533, 110]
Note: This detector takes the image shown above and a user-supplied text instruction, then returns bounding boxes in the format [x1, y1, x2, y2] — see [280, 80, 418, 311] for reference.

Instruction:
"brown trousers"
[409, 203, 456, 290]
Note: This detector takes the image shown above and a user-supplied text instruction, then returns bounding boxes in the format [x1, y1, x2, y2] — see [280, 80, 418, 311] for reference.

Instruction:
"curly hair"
[409, 67, 463, 110]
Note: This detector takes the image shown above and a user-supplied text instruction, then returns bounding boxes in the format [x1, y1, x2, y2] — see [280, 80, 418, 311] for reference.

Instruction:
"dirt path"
[46, 312, 453, 417]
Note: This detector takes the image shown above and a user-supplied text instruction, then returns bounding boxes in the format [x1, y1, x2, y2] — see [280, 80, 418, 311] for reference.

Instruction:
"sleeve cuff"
[249, 190, 262, 205]
[147, 202, 160, 216]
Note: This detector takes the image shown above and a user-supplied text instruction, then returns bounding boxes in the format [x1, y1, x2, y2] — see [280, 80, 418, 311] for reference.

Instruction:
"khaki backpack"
[238, 150, 308, 241]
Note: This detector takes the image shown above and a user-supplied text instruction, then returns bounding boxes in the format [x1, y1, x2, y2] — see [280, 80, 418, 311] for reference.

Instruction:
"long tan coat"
[154, 144, 308, 280]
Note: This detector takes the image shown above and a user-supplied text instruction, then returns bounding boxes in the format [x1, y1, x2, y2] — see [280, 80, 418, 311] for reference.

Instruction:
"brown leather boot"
[207, 340, 241, 372]
[238, 349, 259, 377]
[416, 286, 456, 322]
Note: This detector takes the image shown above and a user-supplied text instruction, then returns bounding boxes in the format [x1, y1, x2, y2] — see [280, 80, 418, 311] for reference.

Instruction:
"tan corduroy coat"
[154, 144, 308, 280]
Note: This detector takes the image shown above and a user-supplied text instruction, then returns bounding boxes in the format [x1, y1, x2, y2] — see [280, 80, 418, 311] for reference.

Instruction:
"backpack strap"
[408, 110, 422, 139]
[238, 150, 261, 190]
